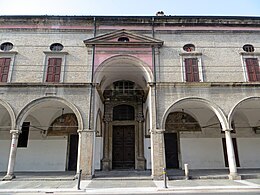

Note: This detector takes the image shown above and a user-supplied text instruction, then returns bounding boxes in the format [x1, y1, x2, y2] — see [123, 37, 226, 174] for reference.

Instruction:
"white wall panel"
[180, 138, 225, 169]
[0, 140, 11, 171]
[144, 138, 151, 169]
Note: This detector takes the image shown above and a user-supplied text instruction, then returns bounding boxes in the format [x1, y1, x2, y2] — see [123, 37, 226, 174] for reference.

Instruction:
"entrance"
[112, 125, 135, 169]
[164, 133, 179, 168]
[68, 134, 79, 171]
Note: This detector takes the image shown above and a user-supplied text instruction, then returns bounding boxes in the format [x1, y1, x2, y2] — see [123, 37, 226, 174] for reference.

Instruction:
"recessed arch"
[93, 55, 153, 92]
[16, 96, 83, 131]
[228, 96, 260, 129]
[161, 97, 228, 130]
[0, 99, 16, 130]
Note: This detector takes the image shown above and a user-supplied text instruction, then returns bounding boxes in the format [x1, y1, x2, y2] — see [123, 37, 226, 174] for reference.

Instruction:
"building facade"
[0, 15, 260, 180]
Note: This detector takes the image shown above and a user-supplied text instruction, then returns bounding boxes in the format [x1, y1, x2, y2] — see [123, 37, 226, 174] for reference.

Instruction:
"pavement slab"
[87, 180, 156, 188]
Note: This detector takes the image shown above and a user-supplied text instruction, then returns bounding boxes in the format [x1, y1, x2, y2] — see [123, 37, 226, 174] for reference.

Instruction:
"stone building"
[0, 15, 259, 180]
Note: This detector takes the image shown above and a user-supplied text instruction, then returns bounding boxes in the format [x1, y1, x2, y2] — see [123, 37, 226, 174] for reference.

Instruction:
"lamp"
[59, 108, 65, 123]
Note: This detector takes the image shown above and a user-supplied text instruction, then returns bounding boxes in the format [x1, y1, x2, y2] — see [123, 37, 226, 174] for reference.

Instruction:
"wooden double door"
[112, 125, 135, 169]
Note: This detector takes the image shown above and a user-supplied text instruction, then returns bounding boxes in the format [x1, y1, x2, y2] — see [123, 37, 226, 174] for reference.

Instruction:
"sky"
[0, 0, 259, 16]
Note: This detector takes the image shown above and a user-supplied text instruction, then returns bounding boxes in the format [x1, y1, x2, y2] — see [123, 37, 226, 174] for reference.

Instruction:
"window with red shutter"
[46, 58, 62, 82]
[245, 58, 260, 82]
[184, 58, 199, 82]
[0, 58, 11, 82]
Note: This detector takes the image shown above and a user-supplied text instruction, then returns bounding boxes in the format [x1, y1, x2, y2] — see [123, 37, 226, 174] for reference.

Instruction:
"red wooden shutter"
[245, 58, 260, 82]
[46, 58, 62, 82]
[184, 58, 199, 82]
[0, 58, 11, 82]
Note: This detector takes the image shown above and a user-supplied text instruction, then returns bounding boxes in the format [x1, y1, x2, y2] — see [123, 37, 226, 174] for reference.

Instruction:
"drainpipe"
[88, 17, 96, 129]
[151, 17, 159, 129]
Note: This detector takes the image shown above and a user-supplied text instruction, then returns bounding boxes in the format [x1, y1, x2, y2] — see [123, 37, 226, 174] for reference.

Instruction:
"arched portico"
[4, 96, 84, 180]
[160, 97, 240, 179]
[228, 97, 260, 169]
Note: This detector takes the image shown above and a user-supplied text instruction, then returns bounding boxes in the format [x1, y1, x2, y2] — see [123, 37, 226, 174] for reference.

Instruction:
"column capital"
[223, 129, 233, 132]
[10, 129, 21, 134]
[150, 129, 165, 134]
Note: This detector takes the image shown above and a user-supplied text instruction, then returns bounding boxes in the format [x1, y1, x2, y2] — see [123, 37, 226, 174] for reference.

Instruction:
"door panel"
[112, 125, 135, 169]
[68, 134, 79, 171]
[165, 133, 179, 169]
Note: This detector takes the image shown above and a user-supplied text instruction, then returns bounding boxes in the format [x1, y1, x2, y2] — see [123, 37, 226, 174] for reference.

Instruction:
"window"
[113, 105, 135, 120]
[183, 44, 195, 52]
[46, 58, 62, 82]
[18, 122, 30, 148]
[0, 42, 13, 51]
[243, 44, 254, 52]
[0, 58, 11, 82]
[245, 58, 260, 82]
[184, 58, 199, 82]
[118, 37, 129, 42]
[50, 43, 64, 52]
[180, 45, 203, 82]
[113, 80, 134, 95]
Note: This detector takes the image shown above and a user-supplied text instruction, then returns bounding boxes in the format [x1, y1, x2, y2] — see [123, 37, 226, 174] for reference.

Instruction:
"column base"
[81, 174, 93, 180]
[2, 174, 15, 181]
[228, 173, 241, 180]
[101, 158, 111, 171]
[136, 157, 146, 170]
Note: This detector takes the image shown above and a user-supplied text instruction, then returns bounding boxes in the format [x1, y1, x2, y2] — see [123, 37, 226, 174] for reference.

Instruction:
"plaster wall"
[15, 137, 67, 171]
[180, 138, 225, 169]
[94, 137, 103, 170]
[144, 138, 151, 169]
[237, 138, 260, 168]
[0, 140, 11, 171]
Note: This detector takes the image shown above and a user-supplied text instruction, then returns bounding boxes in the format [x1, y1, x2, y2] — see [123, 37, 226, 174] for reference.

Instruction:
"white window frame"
[179, 52, 203, 82]
[43, 51, 68, 83]
[0, 51, 17, 83]
[240, 52, 260, 82]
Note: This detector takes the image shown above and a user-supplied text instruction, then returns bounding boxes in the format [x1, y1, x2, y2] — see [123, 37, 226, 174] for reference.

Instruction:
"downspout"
[152, 17, 159, 129]
[88, 17, 96, 129]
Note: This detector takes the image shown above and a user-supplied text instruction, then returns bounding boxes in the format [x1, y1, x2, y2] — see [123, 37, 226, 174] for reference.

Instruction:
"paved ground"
[1, 170, 260, 194]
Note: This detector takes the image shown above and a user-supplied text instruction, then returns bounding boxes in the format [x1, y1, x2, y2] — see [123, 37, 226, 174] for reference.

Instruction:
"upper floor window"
[183, 44, 195, 52]
[184, 58, 200, 82]
[0, 58, 11, 82]
[50, 43, 64, 52]
[243, 44, 254, 53]
[245, 58, 260, 82]
[46, 58, 62, 82]
[180, 45, 203, 82]
[118, 37, 129, 42]
[0, 42, 13, 51]
[114, 80, 134, 95]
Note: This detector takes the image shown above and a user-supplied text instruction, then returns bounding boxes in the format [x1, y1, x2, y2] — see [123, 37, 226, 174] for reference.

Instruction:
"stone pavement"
[1, 170, 260, 194]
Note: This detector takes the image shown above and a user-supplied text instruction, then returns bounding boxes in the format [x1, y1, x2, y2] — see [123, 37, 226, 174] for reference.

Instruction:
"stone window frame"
[43, 51, 68, 83]
[0, 51, 17, 83]
[240, 52, 260, 82]
[179, 52, 204, 82]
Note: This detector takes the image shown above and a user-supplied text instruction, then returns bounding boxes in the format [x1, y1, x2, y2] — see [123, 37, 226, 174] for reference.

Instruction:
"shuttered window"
[184, 58, 199, 82]
[0, 58, 11, 82]
[46, 58, 62, 82]
[245, 58, 260, 82]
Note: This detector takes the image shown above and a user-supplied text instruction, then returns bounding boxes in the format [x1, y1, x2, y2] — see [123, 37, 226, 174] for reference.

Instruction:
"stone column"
[151, 129, 165, 179]
[78, 129, 95, 179]
[136, 112, 146, 170]
[101, 114, 111, 170]
[224, 129, 241, 180]
[3, 129, 21, 180]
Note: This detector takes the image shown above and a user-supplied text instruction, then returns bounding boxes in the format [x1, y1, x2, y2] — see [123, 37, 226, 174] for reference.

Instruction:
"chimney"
[156, 11, 165, 16]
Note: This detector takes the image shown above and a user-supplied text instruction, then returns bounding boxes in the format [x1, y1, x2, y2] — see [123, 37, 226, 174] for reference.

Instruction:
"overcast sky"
[0, 0, 259, 16]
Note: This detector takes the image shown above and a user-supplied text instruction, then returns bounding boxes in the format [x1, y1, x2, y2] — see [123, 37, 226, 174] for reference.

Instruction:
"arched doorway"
[102, 80, 146, 170]
[15, 97, 82, 172]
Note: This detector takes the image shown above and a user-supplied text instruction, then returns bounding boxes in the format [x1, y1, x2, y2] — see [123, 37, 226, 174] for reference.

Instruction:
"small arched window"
[0, 42, 13, 51]
[243, 44, 254, 52]
[183, 44, 195, 52]
[118, 37, 129, 42]
[50, 43, 64, 52]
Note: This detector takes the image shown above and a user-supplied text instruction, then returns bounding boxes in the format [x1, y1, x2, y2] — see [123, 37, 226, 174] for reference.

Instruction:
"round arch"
[228, 96, 260, 129]
[16, 96, 84, 131]
[93, 55, 153, 91]
[0, 99, 16, 130]
[161, 97, 228, 130]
